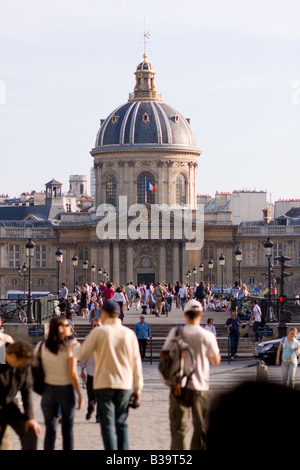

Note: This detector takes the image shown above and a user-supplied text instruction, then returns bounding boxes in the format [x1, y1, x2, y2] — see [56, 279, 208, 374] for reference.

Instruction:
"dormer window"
[143, 113, 149, 123]
[111, 115, 119, 125]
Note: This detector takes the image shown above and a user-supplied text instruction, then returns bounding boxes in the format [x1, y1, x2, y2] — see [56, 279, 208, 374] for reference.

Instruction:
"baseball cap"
[183, 299, 203, 313]
[101, 300, 120, 315]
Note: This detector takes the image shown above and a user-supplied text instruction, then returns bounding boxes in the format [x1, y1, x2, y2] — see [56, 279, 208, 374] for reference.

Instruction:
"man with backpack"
[160, 299, 221, 450]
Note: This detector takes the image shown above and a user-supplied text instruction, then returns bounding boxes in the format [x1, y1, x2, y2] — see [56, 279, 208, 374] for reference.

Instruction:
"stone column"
[112, 242, 120, 286]
[126, 242, 134, 284]
[172, 241, 180, 284]
[158, 242, 166, 284]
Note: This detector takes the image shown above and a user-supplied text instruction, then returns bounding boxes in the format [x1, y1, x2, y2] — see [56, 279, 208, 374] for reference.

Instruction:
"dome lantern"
[128, 54, 162, 102]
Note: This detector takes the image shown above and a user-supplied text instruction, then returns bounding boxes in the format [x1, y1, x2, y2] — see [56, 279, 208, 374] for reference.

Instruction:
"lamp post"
[72, 254, 78, 293]
[98, 267, 103, 282]
[264, 237, 273, 321]
[17, 263, 27, 301]
[91, 263, 96, 283]
[192, 266, 197, 284]
[83, 259, 89, 282]
[199, 263, 204, 282]
[55, 247, 63, 294]
[208, 259, 214, 288]
[235, 247, 243, 287]
[219, 253, 225, 294]
[25, 239, 35, 323]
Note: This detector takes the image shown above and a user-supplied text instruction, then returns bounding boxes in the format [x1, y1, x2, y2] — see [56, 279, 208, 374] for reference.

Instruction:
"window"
[203, 243, 213, 260]
[137, 172, 155, 204]
[245, 242, 257, 267]
[36, 245, 47, 268]
[273, 242, 283, 266]
[106, 174, 117, 207]
[79, 245, 89, 261]
[9, 245, 20, 268]
[176, 174, 186, 206]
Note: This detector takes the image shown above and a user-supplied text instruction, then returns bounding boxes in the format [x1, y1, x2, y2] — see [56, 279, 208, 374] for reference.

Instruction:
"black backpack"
[158, 326, 196, 396]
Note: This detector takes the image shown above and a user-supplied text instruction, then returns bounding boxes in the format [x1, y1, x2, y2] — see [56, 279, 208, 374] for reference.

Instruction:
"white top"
[204, 324, 217, 336]
[112, 291, 126, 303]
[252, 304, 262, 322]
[79, 318, 143, 393]
[178, 287, 187, 298]
[38, 342, 74, 386]
[163, 324, 220, 391]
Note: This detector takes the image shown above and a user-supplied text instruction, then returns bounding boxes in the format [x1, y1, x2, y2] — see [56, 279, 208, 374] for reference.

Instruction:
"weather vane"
[140, 18, 150, 56]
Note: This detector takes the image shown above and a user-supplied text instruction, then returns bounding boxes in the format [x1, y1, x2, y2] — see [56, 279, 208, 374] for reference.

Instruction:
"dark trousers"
[253, 321, 261, 340]
[0, 401, 37, 450]
[138, 338, 148, 359]
[86, 374, 98, 419]
[229, 332, 240, 357]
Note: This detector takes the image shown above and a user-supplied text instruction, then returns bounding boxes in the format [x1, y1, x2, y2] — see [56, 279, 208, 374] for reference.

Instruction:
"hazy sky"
[0, 0, 299, 202]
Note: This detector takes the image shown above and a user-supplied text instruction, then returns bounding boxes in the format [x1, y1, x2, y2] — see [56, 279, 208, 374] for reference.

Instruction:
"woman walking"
[276, 327, 300, 389]
[37, 316, 83, 450]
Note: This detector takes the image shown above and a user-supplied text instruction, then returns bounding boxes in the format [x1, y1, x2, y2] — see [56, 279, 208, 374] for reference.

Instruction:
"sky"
[0, 0, 299, 203]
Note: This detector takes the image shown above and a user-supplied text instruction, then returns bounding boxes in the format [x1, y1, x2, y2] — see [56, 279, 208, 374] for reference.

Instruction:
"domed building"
[58, 54, 204, 287]
[91, 54, 201, 209]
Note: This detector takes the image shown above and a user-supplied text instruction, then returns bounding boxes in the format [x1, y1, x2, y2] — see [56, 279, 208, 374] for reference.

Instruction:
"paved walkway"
[5, 304, 258, 450]
[7, 359, 255, 451]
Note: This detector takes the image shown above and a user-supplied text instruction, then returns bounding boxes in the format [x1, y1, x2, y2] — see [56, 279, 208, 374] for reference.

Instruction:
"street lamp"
[234, 247, 243, 287]
[72, 254, 78, 292]
[199, 263, 204, 282]
[17, 263, 27, 301]
[264, 237, 273, 321]
[219, 253, 225, 294]
[208, 259, 214, 287]
[25, 239, 35, 323]
[91, 263, 96, 283]
[55, 247, 63, 294]
[83, 259, 89, 282]
[192, 266, 197, 284]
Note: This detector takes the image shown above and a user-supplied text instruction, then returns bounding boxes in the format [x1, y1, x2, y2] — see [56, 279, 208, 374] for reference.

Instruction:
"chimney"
[262, 208, 271, 225]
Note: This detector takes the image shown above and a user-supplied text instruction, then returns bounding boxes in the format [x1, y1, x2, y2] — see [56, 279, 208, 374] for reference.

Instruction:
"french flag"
[145, 179, 157, 192]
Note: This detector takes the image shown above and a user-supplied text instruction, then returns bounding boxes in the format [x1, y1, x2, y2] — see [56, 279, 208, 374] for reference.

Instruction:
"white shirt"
[252, 304, 262, 322]
[163, 324, 220, 391]
[204, 324, 217, 336]
[79, 318, 144, 393]
[38, 342, 74, 386]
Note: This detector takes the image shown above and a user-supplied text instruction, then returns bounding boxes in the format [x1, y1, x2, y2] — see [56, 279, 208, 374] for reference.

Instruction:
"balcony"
[237, 225, 300, 237]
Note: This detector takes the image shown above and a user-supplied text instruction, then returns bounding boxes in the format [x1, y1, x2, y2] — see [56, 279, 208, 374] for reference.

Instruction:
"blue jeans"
[95, 388, 131, 450]
[41, 384, 76, 450]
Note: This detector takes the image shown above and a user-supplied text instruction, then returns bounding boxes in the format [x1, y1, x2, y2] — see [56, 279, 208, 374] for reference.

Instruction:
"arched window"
[137, 172, 156, 204]
[106, 174, 117, 207]
[176, 174, 186, 205]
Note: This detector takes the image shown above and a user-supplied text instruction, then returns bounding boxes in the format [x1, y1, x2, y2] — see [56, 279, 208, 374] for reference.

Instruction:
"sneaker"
[230, 356, 234, 361]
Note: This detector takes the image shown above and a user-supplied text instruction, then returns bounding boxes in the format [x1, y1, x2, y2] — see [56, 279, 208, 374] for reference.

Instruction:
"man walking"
[162, 299, 221, 450]
[225, 309, 242, 360]
[134, 315, 152, 360]
[79, 300, 143, 450]
[0, 341, 41, 450]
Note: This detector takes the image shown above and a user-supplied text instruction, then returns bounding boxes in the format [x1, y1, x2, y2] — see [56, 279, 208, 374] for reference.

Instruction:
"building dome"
[92, 54, 199, 152]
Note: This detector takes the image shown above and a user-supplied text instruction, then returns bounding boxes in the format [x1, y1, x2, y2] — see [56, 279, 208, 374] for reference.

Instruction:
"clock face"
[139, 208, 151, 223]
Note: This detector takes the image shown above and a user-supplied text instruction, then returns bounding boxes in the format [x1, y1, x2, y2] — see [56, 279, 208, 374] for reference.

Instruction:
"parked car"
[254, 333, 300, 365]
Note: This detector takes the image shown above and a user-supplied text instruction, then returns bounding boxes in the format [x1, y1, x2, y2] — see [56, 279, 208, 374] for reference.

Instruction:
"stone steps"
[73, 322, 261, 360]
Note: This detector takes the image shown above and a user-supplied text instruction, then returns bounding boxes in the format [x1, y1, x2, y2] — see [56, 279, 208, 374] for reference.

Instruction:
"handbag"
[31, 341, 45, 395]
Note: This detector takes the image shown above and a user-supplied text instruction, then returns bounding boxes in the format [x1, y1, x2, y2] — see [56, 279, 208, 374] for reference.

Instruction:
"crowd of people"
[0, 275, 295, 451]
